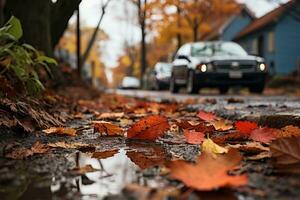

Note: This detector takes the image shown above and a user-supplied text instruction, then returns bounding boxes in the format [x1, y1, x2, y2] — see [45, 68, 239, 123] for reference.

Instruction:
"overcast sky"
[73, 0, 286, 67]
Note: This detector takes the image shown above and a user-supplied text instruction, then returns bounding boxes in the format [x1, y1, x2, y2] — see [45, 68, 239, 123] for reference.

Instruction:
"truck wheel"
[219, 87, 229, 94]
[187, 71, 198, 94]
[170, 77, 180, 93]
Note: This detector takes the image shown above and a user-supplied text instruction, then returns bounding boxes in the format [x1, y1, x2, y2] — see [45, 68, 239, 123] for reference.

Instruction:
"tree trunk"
[138, 0, 147, 81]
[51, 0, 81, 49]
[4, 0, 81, 56]
[176, 4, 182, 50]
[4, 0, 53, 55]
[0, 0, 5, 26]
[193, 24, 199, 42]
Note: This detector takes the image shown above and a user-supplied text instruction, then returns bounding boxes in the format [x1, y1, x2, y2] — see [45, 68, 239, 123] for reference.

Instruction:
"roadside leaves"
[93, 121, 124, 136]
[48, 141, 95, 151]
[198, 111, 217, 122]
[92, 149, 119, 159]
[168, 149, 248, 191]
[235, 121, 258, 135]
[274, 125, 300, 138]
[270, 137, 300, 174]
[202, 138, 228, 154]
[43, 127, 76, 137]
[210, 119, 233, 131]
[127, 115, 170, 140]
[249, 128, 276, 143]
[176, 120, 214, 133]
[5, 141, 50, 159]
[184, 130, 205, 144]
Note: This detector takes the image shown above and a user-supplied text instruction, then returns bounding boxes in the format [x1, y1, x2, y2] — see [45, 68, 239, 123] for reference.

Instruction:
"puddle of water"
[1, 143, 167, 200]
[71, 149, 140, 199]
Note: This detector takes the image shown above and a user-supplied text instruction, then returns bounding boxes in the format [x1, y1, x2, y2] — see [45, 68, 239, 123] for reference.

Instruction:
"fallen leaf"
[246, 151, 270, 161]
[184, 130, 205, 144]
[212, 132, 248, 144]
[176, 120, 214, 133]
[274, 125, 300, 138]
[5, 141, 49, 160]
[235, 121, 258, 135]
[48, 141, 95, 151]
[228, 142, 269, 154]
[127, 115, 170, 140]
[210, 120, 233, 131]
[93, 121, 123, 136]
[70, 165, 99, 175]
[270, 137, 300, 174]
[96, 112, 124, 119]
[43, 127, 76, 137]
[250, 128, 276, 143]
[202, 138, 228, 154]
[198, 111, 217, 122]
[168, 149, 248, 191]
[92, 149, 119, 159]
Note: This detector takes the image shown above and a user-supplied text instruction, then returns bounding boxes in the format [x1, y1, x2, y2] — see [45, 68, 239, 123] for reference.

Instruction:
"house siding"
[275, 4, 300, 74]
[222, 12, 253, 41]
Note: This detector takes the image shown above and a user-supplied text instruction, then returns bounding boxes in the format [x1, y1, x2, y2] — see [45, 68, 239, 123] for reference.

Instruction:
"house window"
[268, 31, 275, 53]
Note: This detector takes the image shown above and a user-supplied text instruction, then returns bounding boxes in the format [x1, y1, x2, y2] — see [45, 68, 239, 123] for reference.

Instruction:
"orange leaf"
[274, 125, 300, 138]
[127, 115, 170, 140]
[250, 127, 276, 143]
[235, 121, 258, 135]
[198, 111, 217, 122]
[168, 149, 248, 191]
[210, 119, 233, 131]
[92, 149, 119, 159]
[94, 121, 123, 136]
[43, 127, 76, 137]
[184, 130, 205, 144]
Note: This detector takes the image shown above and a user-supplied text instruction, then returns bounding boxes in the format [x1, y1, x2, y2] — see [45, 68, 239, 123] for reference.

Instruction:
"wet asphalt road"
[113, 89, 300, 128]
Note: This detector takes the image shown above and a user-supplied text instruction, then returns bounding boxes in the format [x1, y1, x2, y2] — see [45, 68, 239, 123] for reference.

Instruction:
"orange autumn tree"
[57, 23, 109, 86]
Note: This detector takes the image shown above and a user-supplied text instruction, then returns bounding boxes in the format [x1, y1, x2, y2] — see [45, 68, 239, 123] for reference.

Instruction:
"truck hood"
[191, 55, 264, 64]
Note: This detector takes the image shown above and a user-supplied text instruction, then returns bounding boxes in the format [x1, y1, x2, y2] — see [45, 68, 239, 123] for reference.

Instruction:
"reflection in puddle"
[72, 149, 140, 199]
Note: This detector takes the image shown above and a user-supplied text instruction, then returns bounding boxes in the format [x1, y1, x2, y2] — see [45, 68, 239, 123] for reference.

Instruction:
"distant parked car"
[170, 41, 268, 94]
[120, 76, 140, 89]
[144, 62, 172, 90]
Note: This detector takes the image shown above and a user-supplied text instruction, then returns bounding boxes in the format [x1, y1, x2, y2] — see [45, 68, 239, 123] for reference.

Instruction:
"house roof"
[201, 4, 256, 41]
[234, 0, 297, 40]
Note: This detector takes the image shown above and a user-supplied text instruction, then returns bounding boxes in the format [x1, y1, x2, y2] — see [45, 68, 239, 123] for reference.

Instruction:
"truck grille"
[213, 60, 256, 71]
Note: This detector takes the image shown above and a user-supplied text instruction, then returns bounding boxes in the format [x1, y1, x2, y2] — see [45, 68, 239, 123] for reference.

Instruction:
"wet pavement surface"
[1, 90, 300, 200]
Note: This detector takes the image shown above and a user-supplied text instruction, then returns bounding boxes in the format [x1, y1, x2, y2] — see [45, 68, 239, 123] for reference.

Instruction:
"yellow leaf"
[202, 138, 228, 154]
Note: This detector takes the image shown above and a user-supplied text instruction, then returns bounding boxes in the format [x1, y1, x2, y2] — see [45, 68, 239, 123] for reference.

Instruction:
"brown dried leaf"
[43, 127, 77, 137]
[5, 141, 49, 160]
[270, 137, 300, 174]
[210, 119, 233, 131]
[92, 149, 119, 159]
[274, 125, 300, 138]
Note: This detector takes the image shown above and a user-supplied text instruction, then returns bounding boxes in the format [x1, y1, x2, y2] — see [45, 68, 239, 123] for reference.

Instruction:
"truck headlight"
[198, 64, 207, 72]
[259, 63, 266, 71]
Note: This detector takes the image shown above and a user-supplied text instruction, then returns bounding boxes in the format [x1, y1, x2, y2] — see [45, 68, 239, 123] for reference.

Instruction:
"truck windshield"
[191, 42, 248, 57]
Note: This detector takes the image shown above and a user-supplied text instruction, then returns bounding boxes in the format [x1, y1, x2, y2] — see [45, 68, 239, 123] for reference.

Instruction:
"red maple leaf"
[250, 127, 276, 143]
[197, 111, 217, 122]
[235, 121, 258, 135]
[127, 115, 170, 140]
[184, 130, 205, 144]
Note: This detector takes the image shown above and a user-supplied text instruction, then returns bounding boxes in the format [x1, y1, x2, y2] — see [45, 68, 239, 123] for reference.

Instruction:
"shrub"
[0, 16, 57, 96]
